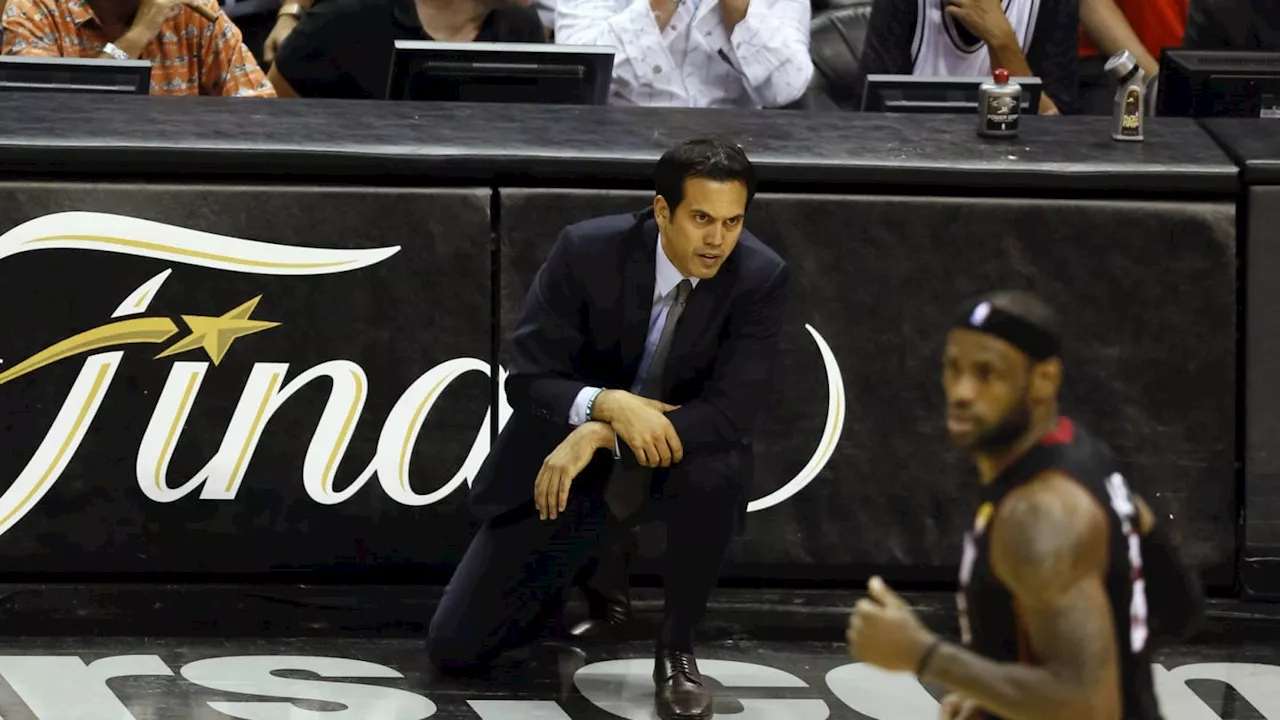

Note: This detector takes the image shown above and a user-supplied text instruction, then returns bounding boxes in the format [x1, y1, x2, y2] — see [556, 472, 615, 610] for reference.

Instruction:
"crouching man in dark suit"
[427, 137, 790, 720]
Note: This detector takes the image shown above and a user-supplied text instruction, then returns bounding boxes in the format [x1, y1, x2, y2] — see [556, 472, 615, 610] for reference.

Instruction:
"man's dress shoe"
[654, 649, 712, 719]
[570, 529, 637, 640]
[568, 585, 632, 640]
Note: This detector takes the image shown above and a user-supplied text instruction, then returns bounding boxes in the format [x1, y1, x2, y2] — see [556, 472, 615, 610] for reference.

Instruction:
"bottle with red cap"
[978, 67, 1022, 138]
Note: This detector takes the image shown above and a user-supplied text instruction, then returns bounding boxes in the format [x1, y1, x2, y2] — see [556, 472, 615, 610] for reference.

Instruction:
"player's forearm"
[574, 419, 618, 450]
[985, 31, 1034, 79]
[921, 641, 1096, 720]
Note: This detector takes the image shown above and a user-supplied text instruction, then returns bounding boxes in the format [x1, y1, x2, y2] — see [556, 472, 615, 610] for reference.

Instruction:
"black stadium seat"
[786, 0, 873, 110]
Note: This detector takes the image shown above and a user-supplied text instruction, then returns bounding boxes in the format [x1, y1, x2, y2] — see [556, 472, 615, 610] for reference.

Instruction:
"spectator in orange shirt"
[2, 0, 276, 96]
[1077, 0, 1188, 114]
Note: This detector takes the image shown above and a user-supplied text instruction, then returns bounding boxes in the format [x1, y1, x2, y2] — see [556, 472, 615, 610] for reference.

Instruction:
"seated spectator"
[857, 0, 1078, 115]
[1184, 0, 1280, 51]
[1, 0, 274, 96]
[554, 0, 812, 108]
[1078, 0, 1187, 114]
[268, 0, 544, 99]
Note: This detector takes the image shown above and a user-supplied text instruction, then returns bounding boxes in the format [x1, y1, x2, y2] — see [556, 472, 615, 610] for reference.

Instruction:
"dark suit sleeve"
[503, 227, 590, 427]
[665, 262, 791, 455]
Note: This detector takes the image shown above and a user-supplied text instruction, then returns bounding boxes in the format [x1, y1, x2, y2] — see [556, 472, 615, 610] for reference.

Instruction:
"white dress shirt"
[554, 0, 813, 108]
[568, 235, 699, 427]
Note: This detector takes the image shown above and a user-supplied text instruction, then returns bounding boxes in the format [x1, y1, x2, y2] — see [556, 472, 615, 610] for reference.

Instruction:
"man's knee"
[665, 451, 744, 501]
[427, 574, 502, 670]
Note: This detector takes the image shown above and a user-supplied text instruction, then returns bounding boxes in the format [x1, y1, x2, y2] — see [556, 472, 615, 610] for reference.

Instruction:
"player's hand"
[939, 693, 982, 720]
[534, 421, 612, 521]
[591, 390, 682, 468]
[846, 576, 936, 673]
[943, 0, 1015, 46]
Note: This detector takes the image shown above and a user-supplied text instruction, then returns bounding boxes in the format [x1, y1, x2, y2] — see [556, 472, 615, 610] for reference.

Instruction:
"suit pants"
[427, 452, 742, 669]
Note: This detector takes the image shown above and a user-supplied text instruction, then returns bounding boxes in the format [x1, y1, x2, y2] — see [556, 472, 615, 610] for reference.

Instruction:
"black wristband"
[916, 638, 943, 677]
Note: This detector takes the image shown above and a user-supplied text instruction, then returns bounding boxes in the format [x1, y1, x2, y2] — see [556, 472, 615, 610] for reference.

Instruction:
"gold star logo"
[155, 295, 280, 365]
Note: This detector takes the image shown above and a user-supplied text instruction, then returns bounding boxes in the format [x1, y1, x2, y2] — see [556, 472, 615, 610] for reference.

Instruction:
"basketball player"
[845, 290, 1203, 720]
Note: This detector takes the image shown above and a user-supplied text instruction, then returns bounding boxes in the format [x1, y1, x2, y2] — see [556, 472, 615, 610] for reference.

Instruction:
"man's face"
[655, 177, 747, 280]
[942, 329, 1035, 452]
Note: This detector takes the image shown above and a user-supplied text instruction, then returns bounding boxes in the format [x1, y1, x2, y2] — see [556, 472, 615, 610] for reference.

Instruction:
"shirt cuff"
[568, 386, 604, 426]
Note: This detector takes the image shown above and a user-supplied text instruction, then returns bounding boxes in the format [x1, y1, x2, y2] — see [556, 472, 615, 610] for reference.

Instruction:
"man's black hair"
[654, 137, 757, 212]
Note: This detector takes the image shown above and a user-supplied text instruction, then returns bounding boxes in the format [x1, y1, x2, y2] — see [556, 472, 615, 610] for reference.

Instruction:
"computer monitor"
[861, 74, 1043, 115]
[0, 56, 151, 95]
[385, 40, 614, 105]
[1156, 49, 1280, 118]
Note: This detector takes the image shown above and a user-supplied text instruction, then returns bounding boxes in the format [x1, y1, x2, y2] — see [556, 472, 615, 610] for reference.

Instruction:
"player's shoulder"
[990, 470, 1109, 596]
[997, 471, 1108, 533]
[1034, 416, 1117, 467]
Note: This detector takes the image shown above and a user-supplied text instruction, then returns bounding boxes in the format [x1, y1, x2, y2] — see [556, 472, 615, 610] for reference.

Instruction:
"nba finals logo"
[0, 212, 847, 540]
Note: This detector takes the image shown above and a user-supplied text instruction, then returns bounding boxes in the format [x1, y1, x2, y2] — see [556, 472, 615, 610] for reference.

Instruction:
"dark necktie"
[605, 279, 693, 520]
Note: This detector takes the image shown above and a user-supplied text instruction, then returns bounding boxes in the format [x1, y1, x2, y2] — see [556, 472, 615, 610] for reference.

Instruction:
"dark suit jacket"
[469, 207, 791, 520]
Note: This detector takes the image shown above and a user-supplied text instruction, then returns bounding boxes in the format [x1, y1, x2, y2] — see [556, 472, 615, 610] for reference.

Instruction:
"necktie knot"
[675, 278, 692, 305]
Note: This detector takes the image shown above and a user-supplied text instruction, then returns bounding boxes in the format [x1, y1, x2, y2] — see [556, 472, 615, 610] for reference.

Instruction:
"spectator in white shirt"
[554, 0, 812, 107]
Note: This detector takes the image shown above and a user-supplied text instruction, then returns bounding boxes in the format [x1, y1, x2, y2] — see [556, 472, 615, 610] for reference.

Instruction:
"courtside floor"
[0, 586, 1271, 720]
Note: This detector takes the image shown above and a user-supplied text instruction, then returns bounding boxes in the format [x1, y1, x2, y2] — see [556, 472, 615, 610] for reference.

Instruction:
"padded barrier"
[1245, 186, 1280, 599]
[500, 188, 1238, 584]
[1200, 118, 1280, 599]
[0, 183, 492, 575]
[0, 95, 1239, 195]
[0, 103, 1250, 589]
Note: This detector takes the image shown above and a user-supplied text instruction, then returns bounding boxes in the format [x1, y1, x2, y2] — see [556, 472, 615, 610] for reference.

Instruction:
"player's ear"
[1030, 357, 1062, 401]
